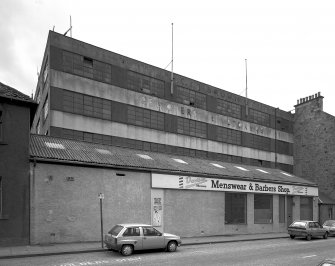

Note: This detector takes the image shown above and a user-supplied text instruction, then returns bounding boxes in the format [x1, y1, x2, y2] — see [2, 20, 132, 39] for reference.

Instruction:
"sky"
[1, 0, 335, 115]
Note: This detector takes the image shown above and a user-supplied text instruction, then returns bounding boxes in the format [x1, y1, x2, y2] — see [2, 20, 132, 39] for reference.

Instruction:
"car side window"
[315, 222, 321, 228]
[308, 222, 314, 228]
[123, 227, 140, 236]
[143, 227, 161, 236]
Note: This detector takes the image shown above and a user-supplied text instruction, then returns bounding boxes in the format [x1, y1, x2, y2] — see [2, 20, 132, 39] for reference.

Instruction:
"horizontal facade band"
[50, 70, 293, 144]
[50, 110, 293, 165]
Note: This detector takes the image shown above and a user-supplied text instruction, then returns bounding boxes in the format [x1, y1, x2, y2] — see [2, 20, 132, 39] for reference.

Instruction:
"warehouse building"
[29, 31, 318, 244]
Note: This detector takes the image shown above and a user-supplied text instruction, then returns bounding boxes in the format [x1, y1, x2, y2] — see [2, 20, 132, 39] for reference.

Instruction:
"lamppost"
[98, 193, 104, 248]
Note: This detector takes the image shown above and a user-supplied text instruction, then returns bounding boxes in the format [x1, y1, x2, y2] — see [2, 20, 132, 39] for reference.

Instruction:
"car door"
[314, 222, 323, 236]
[307, 222, 314, 236]
[142, 226, 165, 250]
[121, 227, 143, 250]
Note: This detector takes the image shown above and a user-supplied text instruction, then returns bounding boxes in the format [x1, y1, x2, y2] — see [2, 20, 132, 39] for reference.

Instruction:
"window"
[217, 127, 241, 145]
[36, 119, 41, 134]
[177, 117, 207, 138]
[225, 193, 246, 224]
[43, 58, 49, 83]
[217, 99, 241, 119]
[0, 177, 2, 215]
[127, 106, 164, 131]
[176, 86, 206, 109]
[0, 110, 3, 141]
[43, 96, 49, 120]
[62, 51, 111, 83]
[123, 227, 140, 237]
[254, 194, 273, 224]
[249, 109, 270, 127]
[249, 134, 271, 151]
[300, 197, 313, 220]
[127, 71, 165, 97]
[143, 227, 161, 236]
[279, 195, 285, 223]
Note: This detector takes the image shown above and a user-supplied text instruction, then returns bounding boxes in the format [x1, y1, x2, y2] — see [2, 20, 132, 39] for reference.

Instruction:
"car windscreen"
[108, 225, 124, 236]
[323, 221, 335, 226]
[290, 221, 307, 228]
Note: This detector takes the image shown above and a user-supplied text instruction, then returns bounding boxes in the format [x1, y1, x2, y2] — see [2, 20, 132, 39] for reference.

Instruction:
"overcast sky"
[1, 0, 335, 115]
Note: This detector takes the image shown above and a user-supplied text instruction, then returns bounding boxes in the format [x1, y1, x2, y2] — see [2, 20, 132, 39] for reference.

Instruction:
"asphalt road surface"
[1, 237, 335, 266]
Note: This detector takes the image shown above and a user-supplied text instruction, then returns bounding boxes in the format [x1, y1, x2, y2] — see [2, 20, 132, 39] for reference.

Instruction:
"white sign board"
[152, 174, 318, 196]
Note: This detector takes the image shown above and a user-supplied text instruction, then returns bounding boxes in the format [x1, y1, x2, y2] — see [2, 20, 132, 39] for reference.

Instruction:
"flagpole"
[170, 23, 174, 94]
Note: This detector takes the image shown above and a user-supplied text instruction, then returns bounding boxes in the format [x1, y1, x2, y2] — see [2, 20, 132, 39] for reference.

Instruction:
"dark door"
[287, 196, 293, 226]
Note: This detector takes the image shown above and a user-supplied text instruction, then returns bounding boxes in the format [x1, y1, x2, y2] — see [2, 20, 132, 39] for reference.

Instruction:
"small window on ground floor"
[300, 196, 313, 220]
[254, 194, 273, 224]
[225, 193, 247, 224]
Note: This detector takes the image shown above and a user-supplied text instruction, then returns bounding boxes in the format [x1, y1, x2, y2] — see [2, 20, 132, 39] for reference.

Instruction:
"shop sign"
[152, 174, 318, 196]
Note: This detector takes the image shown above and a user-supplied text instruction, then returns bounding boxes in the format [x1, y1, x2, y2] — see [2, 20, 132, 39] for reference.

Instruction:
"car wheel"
[167, 241, 177, 252]
[306, 235, 312, 241]
[121, 245, 133, 256]
[290, 235, 295, 239]
[323, 232, 328, 239]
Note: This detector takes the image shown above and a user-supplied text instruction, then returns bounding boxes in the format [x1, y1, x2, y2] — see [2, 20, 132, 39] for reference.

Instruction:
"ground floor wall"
[319, 204, 335, 224]
[30, 163, 151, 244]
[151, 189, 318, 237]
[30, 163, 318, 244]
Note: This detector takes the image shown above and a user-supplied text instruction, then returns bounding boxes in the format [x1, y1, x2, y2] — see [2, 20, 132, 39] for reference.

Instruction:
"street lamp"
[98, 193, 104, 249]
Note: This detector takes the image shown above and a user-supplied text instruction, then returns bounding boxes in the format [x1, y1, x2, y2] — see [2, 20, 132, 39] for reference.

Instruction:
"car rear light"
[114, 237, 117, 244]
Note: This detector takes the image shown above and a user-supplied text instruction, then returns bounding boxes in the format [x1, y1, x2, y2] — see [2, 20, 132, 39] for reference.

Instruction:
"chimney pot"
[318, 92, 321, 97]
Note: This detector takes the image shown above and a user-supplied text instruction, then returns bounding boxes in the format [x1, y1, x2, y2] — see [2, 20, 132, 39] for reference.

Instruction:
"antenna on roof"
[245, 58, 248, 116]
[170, 22, 174, 95]
[63, 15, 72, 37]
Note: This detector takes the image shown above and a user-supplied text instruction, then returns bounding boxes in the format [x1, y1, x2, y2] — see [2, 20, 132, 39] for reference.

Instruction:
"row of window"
[55, 89, 292, 154]
[60, 50, 283, 130]
[0, 110, 3, 142]
[226, 194, 313, 224]
[50, 127, 294, 173]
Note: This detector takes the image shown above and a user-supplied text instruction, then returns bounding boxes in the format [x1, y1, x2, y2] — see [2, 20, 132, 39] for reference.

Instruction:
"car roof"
[117, 223, 153, 227]
[292, 220, 318, 223]
[323, 220, 335, 222]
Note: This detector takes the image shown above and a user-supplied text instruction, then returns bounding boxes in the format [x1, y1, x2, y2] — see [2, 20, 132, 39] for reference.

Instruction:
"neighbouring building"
[294, 94, 335, 223]
[29, 31, 318, 244]
[0, 82, 37, 246]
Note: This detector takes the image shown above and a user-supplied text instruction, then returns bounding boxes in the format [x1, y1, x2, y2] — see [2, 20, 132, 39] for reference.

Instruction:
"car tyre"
[306, 234, 312, 241]
[167, 241, 177, 252]
[290, 235, 295, 239]
[121, 245, 133, 256]
[323, 232, 328, 239]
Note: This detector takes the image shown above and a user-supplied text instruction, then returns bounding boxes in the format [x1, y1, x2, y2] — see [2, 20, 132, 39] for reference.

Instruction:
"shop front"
[151, 174, 319, 237]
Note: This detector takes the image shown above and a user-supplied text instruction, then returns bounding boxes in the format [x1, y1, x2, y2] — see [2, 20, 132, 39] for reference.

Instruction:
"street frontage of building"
[29, 135, 317, 244]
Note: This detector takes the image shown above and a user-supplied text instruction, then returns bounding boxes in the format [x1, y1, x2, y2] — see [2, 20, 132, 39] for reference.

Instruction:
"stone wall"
[294, 94, 335, 201]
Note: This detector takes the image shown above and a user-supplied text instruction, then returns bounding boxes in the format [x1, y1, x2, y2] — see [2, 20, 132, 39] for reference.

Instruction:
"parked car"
[104, 223, 182, 256]
[317, 258, 335, 266]
[288, 220, 328, 241]
[322, 220, 335, 236]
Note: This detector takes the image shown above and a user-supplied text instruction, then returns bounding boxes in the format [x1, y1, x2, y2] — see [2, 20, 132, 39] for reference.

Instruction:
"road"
[1, 237, 335, 266]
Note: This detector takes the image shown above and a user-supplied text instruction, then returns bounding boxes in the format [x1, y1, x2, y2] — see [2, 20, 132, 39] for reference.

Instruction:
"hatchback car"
[104, 223, 182, 256]
[288, 220, 328, 240]
[323, 220, 335, 236]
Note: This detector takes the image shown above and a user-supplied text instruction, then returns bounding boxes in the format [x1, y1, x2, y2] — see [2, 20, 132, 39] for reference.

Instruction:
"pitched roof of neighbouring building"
[30, 134, 316, 186]
[0, 82, 35, 103]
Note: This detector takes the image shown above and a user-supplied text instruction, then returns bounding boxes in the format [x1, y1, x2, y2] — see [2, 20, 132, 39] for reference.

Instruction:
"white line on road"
[302, 255, 317, 259]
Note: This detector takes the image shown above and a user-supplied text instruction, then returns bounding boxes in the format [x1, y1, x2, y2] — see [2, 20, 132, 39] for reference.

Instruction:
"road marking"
[302, 255, 317, 258]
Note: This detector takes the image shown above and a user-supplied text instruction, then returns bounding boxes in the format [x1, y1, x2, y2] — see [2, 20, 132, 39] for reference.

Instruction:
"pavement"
[0, 232, 288, 260]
